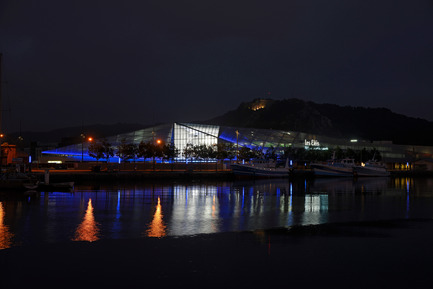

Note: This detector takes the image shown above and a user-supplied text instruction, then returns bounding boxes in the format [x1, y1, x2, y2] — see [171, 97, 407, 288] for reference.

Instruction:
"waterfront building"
[41, 122, 433, 170]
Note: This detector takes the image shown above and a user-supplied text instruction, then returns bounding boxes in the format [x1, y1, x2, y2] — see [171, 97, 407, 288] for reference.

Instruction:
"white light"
[48, 160, 62, 164]
[350, 139, 358, 143]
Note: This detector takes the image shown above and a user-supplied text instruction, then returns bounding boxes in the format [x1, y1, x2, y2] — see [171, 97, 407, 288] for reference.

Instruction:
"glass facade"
[219, 126, 297, 151]
[41, 123, 340, 160]
[173, 123, 219, 158]
[43, 124, 173, 159]
[42, 122, 433, 163]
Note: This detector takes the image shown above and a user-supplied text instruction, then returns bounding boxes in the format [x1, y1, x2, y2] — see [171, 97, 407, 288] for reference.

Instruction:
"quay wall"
[28, 168, 433, 184]
[31, 170, 237, 183]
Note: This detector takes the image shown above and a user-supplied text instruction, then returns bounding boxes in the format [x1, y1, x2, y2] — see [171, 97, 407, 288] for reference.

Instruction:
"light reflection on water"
[0, 202, 13, 249]
[146, 197, 166, 238]
[1, 177, 433, 249]
[72, 199, 100, 242]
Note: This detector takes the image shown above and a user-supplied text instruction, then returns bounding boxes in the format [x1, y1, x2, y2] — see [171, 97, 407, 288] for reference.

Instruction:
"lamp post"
[87, 137, 93, 170]
[83, 136, 93, 163]
[0, 54, 3, 171]
[153, 138, 162, 171]
[235, 130, 239, 163]
[0, 133, 4, 171]
[81, 133, 85, 162]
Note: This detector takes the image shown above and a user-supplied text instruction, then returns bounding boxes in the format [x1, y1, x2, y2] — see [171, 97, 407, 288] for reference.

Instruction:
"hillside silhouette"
[8, 99, 433, 147]
[207, 98, 433, 146]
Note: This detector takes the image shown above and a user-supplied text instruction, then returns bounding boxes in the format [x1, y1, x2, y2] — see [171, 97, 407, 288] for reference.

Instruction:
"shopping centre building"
[42, 122, 433, 170]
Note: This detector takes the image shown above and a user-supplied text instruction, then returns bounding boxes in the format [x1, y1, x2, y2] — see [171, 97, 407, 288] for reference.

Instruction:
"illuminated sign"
[305, 139, 320, 147]
[304, 139, 328, 150]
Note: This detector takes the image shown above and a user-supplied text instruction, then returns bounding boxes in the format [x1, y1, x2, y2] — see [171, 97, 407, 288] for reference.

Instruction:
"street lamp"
[0, 133, 4, 170]
[81, 133, 85, 162]
[81, 135, 93, 162]
[235, 130, 239, 163]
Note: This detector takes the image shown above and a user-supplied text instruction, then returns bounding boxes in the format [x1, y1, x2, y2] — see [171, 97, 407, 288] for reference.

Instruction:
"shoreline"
[2, 218, 433, 288]
[28, 168, 433, 183]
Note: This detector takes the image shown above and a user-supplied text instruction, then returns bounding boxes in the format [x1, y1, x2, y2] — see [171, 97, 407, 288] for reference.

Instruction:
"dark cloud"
[1, 0, 432, 132]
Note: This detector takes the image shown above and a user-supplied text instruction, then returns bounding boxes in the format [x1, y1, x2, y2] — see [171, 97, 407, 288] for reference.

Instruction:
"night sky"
[1, 0, 432, 132]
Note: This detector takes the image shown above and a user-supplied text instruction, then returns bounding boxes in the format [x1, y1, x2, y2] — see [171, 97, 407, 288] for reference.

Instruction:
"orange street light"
[156, 139, 162, 145]
[88, 137, 93, 142]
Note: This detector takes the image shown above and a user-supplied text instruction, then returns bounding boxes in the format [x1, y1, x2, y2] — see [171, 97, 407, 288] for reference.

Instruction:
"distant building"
[1, 142, 29, 166]
[248, 98, 273, 111]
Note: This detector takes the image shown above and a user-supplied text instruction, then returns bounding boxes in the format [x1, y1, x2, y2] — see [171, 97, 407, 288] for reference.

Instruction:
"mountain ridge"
[206, 98, 433, 146]
[6, 99, 433, 147]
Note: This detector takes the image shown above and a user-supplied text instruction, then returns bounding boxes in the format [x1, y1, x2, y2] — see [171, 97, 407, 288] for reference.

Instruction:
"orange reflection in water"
[0, 202, 13, 250]
[73, 199, 100, 242]
[147, 197, 166, 237]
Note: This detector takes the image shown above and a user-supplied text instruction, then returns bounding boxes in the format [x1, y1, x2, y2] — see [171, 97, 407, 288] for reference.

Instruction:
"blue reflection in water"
[111, 191, 122, 238]
[242, 187, 245, 210]
[1, 177, 433, 248]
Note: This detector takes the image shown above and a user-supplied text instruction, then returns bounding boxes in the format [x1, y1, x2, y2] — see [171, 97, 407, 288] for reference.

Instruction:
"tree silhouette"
[101, 139, 114, 163]
[88, 142, 105, 163]
[116, 138, 138, 163]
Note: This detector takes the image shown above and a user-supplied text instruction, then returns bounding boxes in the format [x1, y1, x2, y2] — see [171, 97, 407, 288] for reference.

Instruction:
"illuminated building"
[248, 98, 272, 111]
[1, 143, 29, 166]
[42, 122, 330, 161]
[42, 122, 433, 167]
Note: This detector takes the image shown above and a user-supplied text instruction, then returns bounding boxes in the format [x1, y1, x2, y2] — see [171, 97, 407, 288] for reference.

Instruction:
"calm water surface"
[1, 177, 433, 249]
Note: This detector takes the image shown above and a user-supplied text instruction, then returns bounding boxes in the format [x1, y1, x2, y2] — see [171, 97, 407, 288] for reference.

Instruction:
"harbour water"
[1, 177, 433, 250]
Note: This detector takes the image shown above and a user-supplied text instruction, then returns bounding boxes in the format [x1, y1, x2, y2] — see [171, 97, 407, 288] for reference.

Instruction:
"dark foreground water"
[1, 177, 433, 249]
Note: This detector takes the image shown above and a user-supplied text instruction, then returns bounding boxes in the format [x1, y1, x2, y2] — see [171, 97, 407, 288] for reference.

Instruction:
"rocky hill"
[206, 98, 433, 146]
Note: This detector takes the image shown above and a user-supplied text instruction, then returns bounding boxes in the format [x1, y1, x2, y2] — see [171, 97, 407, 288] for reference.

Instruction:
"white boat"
[311, 158, 355, 177]
[353, 160, 390, 177]
[231, 159, 291, 178]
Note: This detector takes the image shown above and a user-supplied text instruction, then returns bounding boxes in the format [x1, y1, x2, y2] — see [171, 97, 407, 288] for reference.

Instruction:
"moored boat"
[311, 158, 355, 177]
[353, 160, 390, 177]
[231, 159, 291, 178]
[0, 172, 39, 190]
